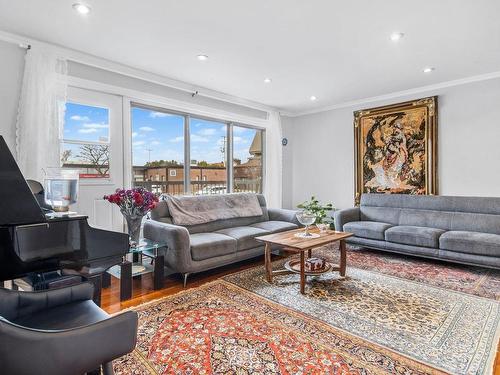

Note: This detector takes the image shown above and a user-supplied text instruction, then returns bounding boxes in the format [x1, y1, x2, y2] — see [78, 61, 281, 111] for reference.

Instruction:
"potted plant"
[104, 188, 159, 247]
[297, 196, 335, 231]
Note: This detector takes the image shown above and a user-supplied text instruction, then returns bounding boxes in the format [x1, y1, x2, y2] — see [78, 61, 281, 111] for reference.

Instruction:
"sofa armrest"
[268, 208, 301, 226]
[334, 207, 360, 231]
[0, 310, 138, 375]
[143, 220, 193, 273]
[0, 282, 94, 321]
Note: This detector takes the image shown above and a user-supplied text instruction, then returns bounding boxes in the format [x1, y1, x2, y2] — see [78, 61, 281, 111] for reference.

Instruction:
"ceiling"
[0, 0, 499, 114]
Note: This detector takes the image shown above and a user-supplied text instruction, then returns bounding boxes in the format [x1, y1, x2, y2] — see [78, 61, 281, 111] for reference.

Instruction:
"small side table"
[104, 239, 167, 301]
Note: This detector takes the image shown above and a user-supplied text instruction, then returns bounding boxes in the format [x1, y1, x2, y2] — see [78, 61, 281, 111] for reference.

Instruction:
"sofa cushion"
[385, 226, 445, 248]
[250, 221, 298, 233]
[215, 226, 269, 251]
[190, 233, 237, 261]
[13, 300, 109, 330]
[439, 231, 500, 256]
[343, 221, 392, 240]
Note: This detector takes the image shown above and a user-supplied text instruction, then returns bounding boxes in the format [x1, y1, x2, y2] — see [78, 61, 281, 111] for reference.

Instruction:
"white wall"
[0, 40, 25, 154]
[282, 77, 500, 210]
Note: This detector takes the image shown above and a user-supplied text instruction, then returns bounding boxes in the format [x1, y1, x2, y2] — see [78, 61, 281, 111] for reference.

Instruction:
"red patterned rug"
[317, 244, 500, 300]
[113, 281, 444, 375]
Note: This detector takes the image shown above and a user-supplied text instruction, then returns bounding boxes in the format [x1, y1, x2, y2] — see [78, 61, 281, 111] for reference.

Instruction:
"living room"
[0, 1, 499, 374]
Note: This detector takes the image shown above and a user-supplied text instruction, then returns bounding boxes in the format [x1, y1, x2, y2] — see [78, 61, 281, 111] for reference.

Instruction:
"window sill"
[79, 179, 116, 186]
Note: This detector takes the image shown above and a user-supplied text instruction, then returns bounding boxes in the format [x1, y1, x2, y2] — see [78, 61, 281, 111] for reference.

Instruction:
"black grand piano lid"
[0, 136, 47, 226]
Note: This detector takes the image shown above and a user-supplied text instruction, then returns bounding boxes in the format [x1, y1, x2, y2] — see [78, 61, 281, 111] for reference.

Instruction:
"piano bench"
[15, 271, 83, 291]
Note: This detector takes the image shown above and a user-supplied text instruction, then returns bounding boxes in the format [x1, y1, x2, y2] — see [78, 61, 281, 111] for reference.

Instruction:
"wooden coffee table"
[256, 228, 353, 294]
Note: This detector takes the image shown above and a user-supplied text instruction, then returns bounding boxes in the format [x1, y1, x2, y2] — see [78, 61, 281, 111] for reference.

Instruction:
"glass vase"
[124, 214, 143, 247]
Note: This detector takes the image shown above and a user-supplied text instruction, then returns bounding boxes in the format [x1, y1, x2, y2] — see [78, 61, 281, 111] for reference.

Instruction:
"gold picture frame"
[353, 96, 438, 205]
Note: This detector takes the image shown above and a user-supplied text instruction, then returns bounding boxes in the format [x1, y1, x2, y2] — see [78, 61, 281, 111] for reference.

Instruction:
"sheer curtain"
[16, 45, 68, 182]
[263, 110, 283, 208]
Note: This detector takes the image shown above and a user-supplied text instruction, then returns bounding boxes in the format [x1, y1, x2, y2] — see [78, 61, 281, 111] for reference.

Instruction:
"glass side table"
[103, 239, 167, 301]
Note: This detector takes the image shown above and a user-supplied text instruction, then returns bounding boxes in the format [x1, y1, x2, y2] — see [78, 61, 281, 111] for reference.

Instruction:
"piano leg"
[120, 261, 132, 301]
[102, 271, 111, 288]
[86, 274, 103, 307]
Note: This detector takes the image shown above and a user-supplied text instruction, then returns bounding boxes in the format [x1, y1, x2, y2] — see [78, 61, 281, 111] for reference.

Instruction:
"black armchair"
[0, 282, 138, 375]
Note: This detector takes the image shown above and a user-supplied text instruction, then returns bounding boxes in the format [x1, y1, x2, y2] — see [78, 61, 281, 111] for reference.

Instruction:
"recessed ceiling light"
[263, 78, 272, 83]
[72, 3, 91, 15]
[423, 67, 435, 73]
[197, 54, 209, 61]
[310, 96, 317, 101]
[390, 32, 404, 41]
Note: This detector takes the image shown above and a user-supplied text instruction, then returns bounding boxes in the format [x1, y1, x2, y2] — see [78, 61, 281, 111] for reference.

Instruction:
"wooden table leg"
[265, 243, 272, 282]
[300, 251, 305, 294]
[339, 240, 347, 277]
[120, 260, 132, 301]
[153, 254, 165, 290]
[307, 249, 312, 259]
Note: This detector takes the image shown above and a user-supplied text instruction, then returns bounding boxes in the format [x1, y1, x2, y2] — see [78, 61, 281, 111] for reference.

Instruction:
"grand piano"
[0, 136, 129, 303]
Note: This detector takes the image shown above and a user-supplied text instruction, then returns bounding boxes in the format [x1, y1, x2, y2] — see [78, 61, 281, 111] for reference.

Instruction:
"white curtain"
[263, 111, 283, 208]
[16, 45, 68, 182]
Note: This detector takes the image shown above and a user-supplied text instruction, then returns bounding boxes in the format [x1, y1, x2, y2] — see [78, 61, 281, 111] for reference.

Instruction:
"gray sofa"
[334, 193, 500, 269]
[144, 194, 299, 285]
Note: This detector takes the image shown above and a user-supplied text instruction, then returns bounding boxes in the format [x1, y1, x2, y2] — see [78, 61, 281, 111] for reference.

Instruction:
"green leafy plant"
[297, 196, 335, 225]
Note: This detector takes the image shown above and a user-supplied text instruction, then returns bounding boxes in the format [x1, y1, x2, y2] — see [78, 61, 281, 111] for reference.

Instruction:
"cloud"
[70, 115, 90, 121]
[149, 112, 172, 118]
[132, 132, 138, 138]
[78, 128, 98, 134]
[233, 127, 249, 134]
[170, 136, 184, 143]
[191, 134, 209, 143]
[133, 141, 146, 147]
[151, 141, 161, 145]
[82, 123, 109, 129]
[197, 128, 217, 136]
[233, 136, 244, 143]
[139, 126, 155, 132]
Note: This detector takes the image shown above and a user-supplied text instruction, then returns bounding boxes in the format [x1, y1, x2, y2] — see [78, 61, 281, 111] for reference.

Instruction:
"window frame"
[129, 102, 265, 195]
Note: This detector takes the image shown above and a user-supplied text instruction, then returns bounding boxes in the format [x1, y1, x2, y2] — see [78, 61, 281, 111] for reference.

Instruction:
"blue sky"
[63, 103, 259, 166]
[131, 107, 258, 166]
[64, 102, 110, 142]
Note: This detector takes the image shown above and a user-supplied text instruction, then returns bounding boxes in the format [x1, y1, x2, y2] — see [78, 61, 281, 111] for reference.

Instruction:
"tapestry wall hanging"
[353, 96, 437, 205]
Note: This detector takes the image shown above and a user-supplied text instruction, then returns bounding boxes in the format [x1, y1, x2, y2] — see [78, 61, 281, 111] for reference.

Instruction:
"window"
[61, 102, 110, 178]
[131, 107, 185, 195]
[130, 103, 264, 196]
[233, 126, 263, 193]
[190, 118, 227, 195]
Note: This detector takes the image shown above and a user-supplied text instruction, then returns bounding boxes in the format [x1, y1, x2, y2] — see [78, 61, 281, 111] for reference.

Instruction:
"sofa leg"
[182, 273, 190, 288]
[102, 361, 114, 375]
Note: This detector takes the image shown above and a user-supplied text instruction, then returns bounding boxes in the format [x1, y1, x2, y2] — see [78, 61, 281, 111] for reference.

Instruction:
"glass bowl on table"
[295, 210, 320, 238]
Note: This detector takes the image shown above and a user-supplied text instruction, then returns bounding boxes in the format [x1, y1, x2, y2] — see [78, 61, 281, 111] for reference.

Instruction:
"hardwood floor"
[100, 256, 265, 314]
[101, 256, 500, 374]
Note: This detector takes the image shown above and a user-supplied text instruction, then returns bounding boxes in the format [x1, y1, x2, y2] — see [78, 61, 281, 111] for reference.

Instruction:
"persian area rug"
[314, 244, 500, 300]
[113, 280, 443, 375]
[224, 253, 500, 375]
